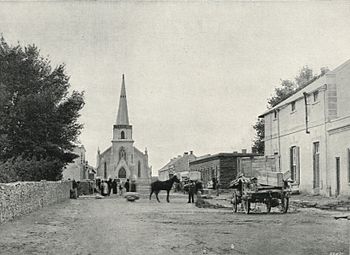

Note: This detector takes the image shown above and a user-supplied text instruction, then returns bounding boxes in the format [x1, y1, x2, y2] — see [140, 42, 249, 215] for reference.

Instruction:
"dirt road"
[0, 194, 348, 255]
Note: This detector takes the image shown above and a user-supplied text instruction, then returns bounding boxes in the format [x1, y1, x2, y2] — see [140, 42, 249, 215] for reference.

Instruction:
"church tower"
[111, 74, 135, 180]
[96, 74, 151, 193]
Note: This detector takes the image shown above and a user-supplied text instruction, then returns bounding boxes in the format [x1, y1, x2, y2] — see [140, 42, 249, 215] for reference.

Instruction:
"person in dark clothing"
[112, 179, 118, 194]
[212, 177, 217, 190]
[107, 178, 112, 196]
[72, 179, 78, 199]
[187, 181, 196, 203]
[124, 179, 130, 192]
[119, 181, 123, 196]
[130, 180, 136, 192]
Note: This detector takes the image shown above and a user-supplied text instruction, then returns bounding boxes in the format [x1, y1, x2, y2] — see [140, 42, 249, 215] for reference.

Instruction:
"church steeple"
[116, 74, 130, 125]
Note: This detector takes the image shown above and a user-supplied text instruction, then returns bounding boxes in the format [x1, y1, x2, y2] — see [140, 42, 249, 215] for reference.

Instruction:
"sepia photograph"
[0, 0, 349, 254]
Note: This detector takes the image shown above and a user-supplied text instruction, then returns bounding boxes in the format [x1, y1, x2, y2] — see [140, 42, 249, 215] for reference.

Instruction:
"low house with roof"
[189, 150, 261, 189]
[259, 59, 350, 196]
[158, 151, 196, 181]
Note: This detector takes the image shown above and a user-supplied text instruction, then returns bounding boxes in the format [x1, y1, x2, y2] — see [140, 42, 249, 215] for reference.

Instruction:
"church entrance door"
[118, 167, 127, 179]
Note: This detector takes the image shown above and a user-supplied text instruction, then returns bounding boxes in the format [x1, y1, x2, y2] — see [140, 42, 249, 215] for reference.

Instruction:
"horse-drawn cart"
[230, 175, 291, 214]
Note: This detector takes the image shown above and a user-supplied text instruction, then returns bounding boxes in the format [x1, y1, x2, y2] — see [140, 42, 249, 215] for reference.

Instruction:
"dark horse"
[150, 175, 180, 203]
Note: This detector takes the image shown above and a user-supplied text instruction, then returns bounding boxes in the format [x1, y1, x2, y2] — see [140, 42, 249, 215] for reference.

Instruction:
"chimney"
[242, 149, 247, 154]
[233, 151, 238, 154]
[190, 151, 193, 154]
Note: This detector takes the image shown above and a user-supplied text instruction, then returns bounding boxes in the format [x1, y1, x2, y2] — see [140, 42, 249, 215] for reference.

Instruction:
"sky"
[1, 1, 350, 175]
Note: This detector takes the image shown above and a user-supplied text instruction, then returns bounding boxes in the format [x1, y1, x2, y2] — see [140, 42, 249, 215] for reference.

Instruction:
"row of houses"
[158, 59, 350, 197]
[158, 150, 260, 189]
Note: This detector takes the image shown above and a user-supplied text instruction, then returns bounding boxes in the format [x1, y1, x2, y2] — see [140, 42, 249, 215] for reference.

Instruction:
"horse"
[149, 175, 180, 203]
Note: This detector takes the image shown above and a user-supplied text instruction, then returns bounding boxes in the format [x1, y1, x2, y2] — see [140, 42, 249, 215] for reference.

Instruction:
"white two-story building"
[260, 59, 350, 197]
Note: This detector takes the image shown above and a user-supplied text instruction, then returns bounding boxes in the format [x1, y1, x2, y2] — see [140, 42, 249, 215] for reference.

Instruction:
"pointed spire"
[116, 74, 130, 125]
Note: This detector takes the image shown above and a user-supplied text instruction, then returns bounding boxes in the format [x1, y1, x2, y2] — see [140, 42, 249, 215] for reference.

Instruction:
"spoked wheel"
[243, 199, 250, 214]
[266, 198, 272, 213]
[281, 197, 289, 213]
[232, 193, 238, 213]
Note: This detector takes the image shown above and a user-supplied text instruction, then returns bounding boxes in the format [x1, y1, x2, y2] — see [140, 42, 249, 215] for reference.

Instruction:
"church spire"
[116, 74, 130, 125]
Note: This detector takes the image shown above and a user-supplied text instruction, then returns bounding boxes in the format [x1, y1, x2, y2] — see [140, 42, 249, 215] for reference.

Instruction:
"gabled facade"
[260, 59, 350, 196]
[96, 75, 151, 192]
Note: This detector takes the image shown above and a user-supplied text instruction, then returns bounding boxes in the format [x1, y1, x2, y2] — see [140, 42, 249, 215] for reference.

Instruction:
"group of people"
[96, 178, 133, 196]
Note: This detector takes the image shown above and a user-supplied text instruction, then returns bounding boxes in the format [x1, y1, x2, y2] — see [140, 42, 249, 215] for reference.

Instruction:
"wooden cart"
[230, 177, 291, 214]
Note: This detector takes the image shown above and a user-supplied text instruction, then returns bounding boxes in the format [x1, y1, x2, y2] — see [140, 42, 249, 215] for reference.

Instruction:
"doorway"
[118, 167, 126, 179]
[313, 142, 320, 190]
[290, 146, 300, 184]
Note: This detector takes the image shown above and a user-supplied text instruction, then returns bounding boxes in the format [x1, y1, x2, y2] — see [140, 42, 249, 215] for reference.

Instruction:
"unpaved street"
[0, 194, 348, 255]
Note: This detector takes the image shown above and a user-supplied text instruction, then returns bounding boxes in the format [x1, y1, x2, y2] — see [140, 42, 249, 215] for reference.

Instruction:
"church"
[96, 75, 152, 192]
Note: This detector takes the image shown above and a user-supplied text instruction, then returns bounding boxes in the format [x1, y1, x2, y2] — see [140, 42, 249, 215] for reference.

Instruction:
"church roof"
[116, 74, 130, 125]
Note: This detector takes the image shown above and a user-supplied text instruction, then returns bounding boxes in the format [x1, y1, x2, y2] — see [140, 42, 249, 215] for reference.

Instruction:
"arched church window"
[104, 162, 107, 179]
[118, 168, 126, 178]
[138, 161, 141, 177]
[119, 147, 126, 161]
[121, 131, 125, 139]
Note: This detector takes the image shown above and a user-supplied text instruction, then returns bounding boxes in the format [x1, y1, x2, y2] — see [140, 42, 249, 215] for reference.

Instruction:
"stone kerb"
[0, 180, 71, 224]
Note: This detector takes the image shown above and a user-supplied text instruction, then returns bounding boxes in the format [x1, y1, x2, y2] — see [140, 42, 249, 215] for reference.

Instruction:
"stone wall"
[0, 180, 71, 224]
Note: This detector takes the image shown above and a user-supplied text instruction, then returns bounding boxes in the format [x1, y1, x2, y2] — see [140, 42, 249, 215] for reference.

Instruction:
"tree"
[0, 37, 85, 182]
[267, 79, 297, 107]
[252, 118, 264, 154]
[252, 66, 325, 154]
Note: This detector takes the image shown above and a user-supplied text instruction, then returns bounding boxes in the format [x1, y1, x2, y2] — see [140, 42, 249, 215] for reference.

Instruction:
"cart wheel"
[281, 197, 289, 213]
[243, 199, 250, 214]
[232, 193, 238, 213]
[266, 199, 272, 213]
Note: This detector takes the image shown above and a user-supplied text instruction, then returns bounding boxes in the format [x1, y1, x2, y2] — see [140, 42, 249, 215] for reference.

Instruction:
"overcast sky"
[1, 1, 350, 174]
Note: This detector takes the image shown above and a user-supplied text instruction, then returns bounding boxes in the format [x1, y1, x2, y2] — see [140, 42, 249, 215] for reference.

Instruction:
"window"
[121, 131, 125, 139]
[291, 101, 296, 112]
[313, 91, 319, 102]
[274, 110, 277, 119]
[138, 161, 141, 177]
[119, 147, 126, 161]
[104, 162, 107, 179]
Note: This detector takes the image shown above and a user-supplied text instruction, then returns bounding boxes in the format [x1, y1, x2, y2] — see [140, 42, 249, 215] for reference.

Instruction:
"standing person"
[100, 180, 104, 195]
[130, 180, 136, 192]
[107, 178, 112, 196]
[187, 180, 195, 203]
[72, 179, 78, 199]
[216, 179, 221, 196]
[112, 179, 118, 195]
[212, 177, 217, 190]
[119, 181, 123, 196]
[102, 180, 109, 196]
[124, 179, 130, 193]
